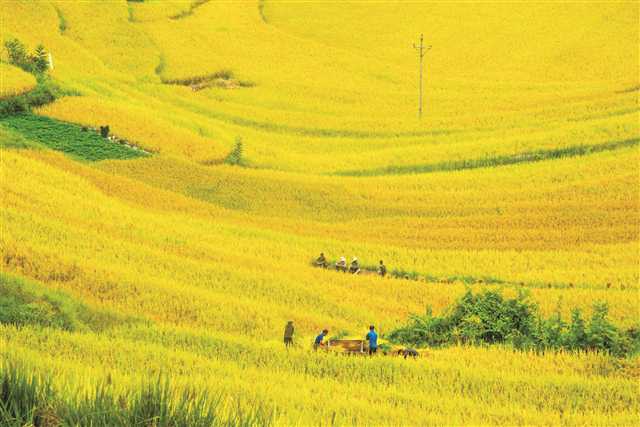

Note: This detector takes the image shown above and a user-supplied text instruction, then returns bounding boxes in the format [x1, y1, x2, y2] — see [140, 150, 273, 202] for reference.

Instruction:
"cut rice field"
[0, 0, 638, 425]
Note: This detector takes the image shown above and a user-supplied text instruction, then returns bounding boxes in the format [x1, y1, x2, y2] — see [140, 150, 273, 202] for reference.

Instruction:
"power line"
[413, 34, 431, 119]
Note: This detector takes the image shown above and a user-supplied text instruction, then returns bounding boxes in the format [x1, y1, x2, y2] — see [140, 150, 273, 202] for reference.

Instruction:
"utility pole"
[413, 34, 431, 119]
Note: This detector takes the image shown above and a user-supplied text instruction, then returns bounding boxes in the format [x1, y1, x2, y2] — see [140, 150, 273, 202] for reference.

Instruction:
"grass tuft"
[0, 362, 274, 427]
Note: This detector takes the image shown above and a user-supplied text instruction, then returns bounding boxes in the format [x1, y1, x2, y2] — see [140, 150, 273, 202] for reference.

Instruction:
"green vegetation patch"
[0, 126, 40, 149]
[388, 289, 640, 357]
[0, 272, 133, 332]
[0, 114, 148, 161]
[0, 76, 72, 117]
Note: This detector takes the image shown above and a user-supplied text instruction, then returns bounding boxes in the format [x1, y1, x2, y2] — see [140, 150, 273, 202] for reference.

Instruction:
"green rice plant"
[0, 361, 274, 427]
[0, 272, 137, 332]
[0, 113, 147, 161]
[0, 363, 57, 427]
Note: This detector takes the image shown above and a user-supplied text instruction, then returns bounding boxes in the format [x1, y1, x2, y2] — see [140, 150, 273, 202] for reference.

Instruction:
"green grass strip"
[335, 138, 640, 176]
[0, 113, 148, 161]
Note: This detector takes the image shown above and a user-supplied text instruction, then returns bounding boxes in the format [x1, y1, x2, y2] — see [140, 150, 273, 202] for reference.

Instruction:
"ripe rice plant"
[0, 64, 36, 99]
[0, 0, 638, 424]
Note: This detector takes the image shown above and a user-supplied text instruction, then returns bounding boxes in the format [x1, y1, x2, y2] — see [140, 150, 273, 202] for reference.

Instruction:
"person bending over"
[314, 329, 329, 350]
[349, 257, 361, 274]
[315, 252, 328, 268]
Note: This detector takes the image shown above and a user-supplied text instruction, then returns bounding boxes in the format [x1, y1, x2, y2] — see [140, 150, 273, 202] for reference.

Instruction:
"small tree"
[32, 44, 49, 74]
[565, 309, 587, 350]
[4, 38, 49, 75]
[4, 38, 31, 72]
[544, 301, 566, 349]
[224, 137, 244, 166]
[587, 303, 621, 355]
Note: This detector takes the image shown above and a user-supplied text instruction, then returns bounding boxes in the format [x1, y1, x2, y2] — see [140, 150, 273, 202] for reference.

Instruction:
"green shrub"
[0, 97, 27, 116]
[3, 38, 49, 75]
[32, 45, 49, 74]
[4, 39, 31, 73]
[0, 76, 75, 117]
[224, 137, 244, 166]
[388, 289, 639, 357]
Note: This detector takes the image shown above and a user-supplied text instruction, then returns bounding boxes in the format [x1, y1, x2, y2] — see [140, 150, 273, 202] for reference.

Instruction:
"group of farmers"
[315, 252, 387, 277]
[283, 321, 419, 358]
[293, 253, 417, 358]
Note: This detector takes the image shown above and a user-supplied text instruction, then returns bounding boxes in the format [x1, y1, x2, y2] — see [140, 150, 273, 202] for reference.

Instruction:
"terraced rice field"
[0, 1, 638, 425]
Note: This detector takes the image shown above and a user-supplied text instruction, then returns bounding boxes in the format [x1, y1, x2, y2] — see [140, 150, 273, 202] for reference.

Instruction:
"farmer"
[314, 329, 329, 350]
[349, 257, 361, 274]
[284, 321, 294, 347]
[315, 252, 328, 268]
[335, 256, 347, 272]
[366, 325, 378, 355]
[378, 260, 387, 277]
[397, 348, 419, 359]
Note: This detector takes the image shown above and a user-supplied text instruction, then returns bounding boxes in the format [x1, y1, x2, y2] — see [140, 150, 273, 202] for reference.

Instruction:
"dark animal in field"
[397, 348, 419, 359]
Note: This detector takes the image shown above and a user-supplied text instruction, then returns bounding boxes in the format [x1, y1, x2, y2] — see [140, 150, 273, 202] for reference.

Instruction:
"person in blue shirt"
[314, 329, 328, 350]
[366, 325, 378, 355]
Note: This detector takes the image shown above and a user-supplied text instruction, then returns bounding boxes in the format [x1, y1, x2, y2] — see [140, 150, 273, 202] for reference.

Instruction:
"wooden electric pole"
[413, 34, 431, 119]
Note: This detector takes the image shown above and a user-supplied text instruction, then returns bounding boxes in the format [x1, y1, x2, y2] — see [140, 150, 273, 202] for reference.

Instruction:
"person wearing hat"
[315, 252, 328, 268]
[349, 257, 361, 274]
[378, 260, 387, 277]
[284, 321, 295, 347]
[335, 256, 347, 272]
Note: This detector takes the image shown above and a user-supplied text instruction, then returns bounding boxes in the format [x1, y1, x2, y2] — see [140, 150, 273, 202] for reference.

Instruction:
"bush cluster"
[0, 77, 60, 116]
[387, 289, 639, 357]
[4, 38, 49, 75]
[0, 38, 72, 116]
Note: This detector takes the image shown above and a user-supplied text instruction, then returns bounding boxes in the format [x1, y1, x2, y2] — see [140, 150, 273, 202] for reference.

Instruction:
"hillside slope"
[1, 1, 638, 425]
